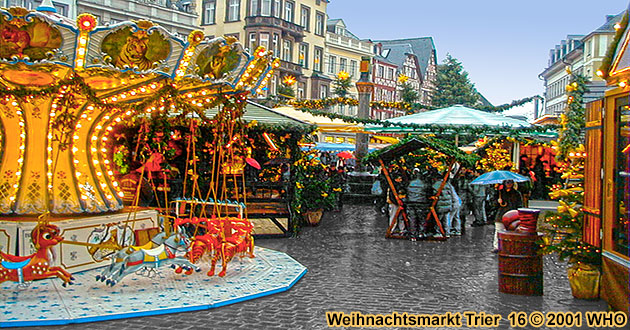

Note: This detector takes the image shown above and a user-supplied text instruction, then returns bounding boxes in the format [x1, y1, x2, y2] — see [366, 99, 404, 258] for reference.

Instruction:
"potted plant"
[292, 152, 340, 227]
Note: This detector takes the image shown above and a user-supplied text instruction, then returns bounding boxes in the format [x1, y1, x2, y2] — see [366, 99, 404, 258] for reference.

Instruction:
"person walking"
[492, 179, 523, 252]
[469, 177, 487, 226]
[405, 168, 433, 239]
[432, 178, 455, 238]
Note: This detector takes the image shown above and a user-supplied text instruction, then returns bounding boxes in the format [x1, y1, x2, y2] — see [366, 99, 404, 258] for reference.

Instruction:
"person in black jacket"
[492, 179, 523, 252]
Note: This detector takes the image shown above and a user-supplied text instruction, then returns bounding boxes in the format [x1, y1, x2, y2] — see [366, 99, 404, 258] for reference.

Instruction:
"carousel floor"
[0, 247, 306, 327]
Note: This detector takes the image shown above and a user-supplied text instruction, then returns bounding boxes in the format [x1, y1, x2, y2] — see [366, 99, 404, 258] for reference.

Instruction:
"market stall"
[585, 11, 630, 313]
[364, 136, 478, 239]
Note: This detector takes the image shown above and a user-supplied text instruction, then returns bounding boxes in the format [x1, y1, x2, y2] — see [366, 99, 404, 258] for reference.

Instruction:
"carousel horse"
[95, 231, 167, 282]
[0, 223, 74, 286]
[186, 217, 255, 277]
[99, 230, 199, 286]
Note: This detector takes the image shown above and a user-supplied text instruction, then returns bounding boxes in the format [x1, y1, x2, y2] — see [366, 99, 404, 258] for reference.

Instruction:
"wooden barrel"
[498, 231, 543, 296]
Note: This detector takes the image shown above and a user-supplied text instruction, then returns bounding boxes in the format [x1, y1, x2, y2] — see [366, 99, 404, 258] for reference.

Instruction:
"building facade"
[197, 0, 329, 99]
[325, 18, 372, 116]
[77, 0, 198, 36]
[539, 12, 623, 118]
[1, 0, 76, 18]
[375, 37, 437, 108]
[371, 43, 400, 119]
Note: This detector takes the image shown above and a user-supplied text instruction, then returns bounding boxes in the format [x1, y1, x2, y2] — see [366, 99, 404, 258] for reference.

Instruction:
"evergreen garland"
[287, 106, 558, 136]
[599, 11, 629, 78]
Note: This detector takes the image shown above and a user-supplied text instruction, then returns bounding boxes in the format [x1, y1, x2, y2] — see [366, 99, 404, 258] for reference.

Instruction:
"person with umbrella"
[470, 171, 527, 252]
[492, 179, 523, 252]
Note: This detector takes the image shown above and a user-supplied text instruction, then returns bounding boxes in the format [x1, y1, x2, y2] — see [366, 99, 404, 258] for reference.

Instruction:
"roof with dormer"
[375, 37, 437, 79]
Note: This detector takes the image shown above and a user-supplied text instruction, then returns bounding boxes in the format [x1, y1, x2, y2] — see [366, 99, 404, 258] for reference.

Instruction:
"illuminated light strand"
[8, 96, 26, 205]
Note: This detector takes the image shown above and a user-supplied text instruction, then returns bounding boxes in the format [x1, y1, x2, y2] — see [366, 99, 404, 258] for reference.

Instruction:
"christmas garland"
[288, 106, 558, 136]
[599, 11, 629, 78]
[289, 95, 539, 114]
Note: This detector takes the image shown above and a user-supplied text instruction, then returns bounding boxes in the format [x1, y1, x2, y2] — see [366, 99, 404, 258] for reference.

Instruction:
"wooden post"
[378, 158, 410, 238]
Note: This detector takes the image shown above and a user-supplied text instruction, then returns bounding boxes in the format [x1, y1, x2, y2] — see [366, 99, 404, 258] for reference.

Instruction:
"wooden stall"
[585, 11, 630, 313]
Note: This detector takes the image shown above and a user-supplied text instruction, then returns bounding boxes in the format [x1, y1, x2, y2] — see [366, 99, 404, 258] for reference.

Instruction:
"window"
[298, 43, 308, 67]
[315, 12, 324, 36]
[297, 82, 305, 99]
[272, 34, 280, 57]
[320, 85, 328, 99]
[339, 58, 347, 73]
[282, 40, 292, 62]
[387, 68, 394, 80]
[227, 0, 240, 22]
[284, 1, 294, 22]
[203, 0, 217, 24]
[271, 75, 277, 95]
[249, 33, 257, 51]
[260, 33, 270, 51]
[261, 0, 271, 16]
[300, 5, 310, 30]
[350, 60, 357, 77]
[328, 55, 336, 74]
[377, 65, 384, 78]
[313, 47, 323, 72]
[273, 0, 281, 17]
[249, 0, 258, 15]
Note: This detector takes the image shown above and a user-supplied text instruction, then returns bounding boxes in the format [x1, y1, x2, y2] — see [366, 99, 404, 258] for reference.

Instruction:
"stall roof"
[272, 106, 363, 132]
[365, 136, 479, 168]
[202, 101, 309, 126]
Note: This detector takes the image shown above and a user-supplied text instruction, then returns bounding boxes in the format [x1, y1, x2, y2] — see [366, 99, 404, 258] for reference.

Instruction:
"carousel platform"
[0, 247, 306, 327]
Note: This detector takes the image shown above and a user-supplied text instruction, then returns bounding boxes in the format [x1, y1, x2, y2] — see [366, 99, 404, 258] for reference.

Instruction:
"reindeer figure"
[98, 230, 199, 286]
[0, 223, 74, 286]
[186, 217, 255, 277]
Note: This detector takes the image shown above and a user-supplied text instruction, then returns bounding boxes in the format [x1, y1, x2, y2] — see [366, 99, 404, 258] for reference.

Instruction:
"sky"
[327, 0, 627, 107]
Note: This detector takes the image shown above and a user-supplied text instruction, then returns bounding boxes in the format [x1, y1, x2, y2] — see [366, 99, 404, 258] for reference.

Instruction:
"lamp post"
[355, 56, 374, 170]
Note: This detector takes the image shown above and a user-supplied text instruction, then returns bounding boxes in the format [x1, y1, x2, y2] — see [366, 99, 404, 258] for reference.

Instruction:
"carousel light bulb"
[47, 159, 52, 165]
[74, 159, 79, 164]
[81, 195, 87, 200]
[118, 191, 124, 197]
[81, 114, 88, 118]
[78, 48, 85, 56]
[72, 147, 78, 153]
[76, 172, 82, 177]
[76, 123, 82, 128]
[108, 171, 113, 176]
[11, 101, 17, 107]
[620, 81, 627, 88]
[73, 135, 79, 140]
[17, 158, 23, 163]
[91, 147, 97, 152]
[76, 59, 84, 67]
[15, 172, 20, 176]
[104, 160, 110, 164]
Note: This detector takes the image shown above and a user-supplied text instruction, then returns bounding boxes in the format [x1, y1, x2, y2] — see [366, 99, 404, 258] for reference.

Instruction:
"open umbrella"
[470, 170, 529, 185]
[337, 151, 355, 159]
[245, 157, 261, 170]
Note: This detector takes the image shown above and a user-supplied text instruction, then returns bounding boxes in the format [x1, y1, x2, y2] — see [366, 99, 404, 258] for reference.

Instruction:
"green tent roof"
[367, 104, 531, 133]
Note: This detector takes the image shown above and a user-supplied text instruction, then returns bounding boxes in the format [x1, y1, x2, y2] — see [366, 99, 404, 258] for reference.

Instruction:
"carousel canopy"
[0, 7, 277, 215]
[366, 105, 531, 133]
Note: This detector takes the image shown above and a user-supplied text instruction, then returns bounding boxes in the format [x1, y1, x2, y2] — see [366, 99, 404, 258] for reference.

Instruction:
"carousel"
[0, 3, 305, 327]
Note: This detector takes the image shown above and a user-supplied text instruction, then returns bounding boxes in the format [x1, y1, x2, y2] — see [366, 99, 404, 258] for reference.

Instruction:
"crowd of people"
[374, 166, 530, 252]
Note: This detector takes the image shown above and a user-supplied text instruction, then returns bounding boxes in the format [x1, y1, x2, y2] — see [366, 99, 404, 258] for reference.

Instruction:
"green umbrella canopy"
[367, 104, 531, 133]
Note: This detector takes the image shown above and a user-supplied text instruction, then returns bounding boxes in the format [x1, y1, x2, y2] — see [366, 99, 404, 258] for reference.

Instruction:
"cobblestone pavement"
[15, 205, 611, 330]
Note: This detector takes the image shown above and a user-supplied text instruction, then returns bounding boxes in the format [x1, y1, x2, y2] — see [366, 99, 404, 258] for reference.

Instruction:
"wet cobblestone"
[16, 205, 611, 330]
